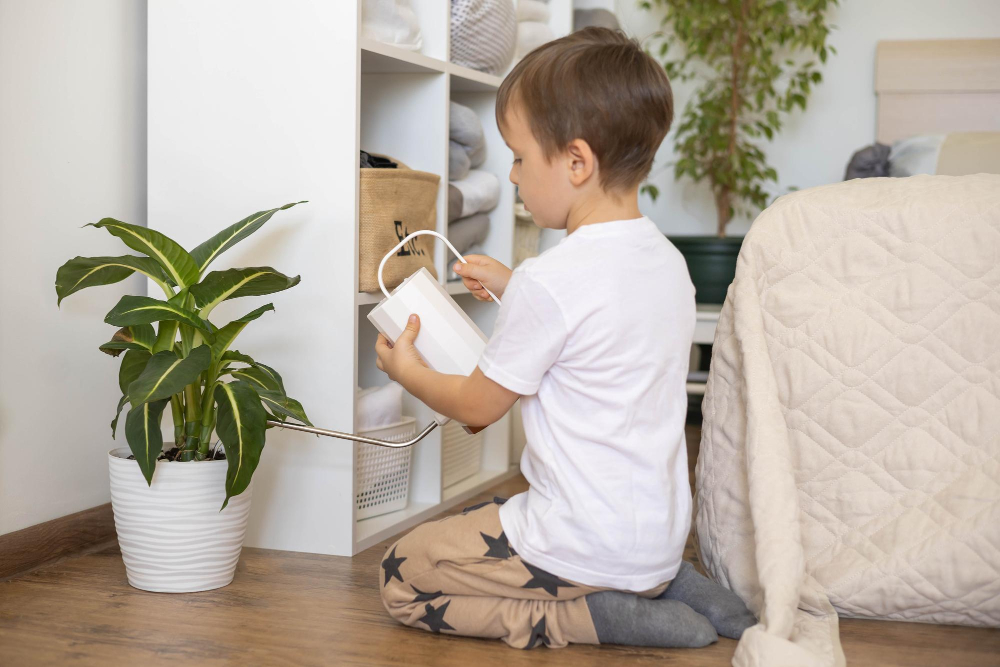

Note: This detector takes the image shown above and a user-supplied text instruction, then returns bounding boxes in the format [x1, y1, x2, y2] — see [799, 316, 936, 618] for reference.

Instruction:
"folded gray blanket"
[450, 101, 487, 169]
[450, 140, 471, 181]
[446, 213, 491, 267]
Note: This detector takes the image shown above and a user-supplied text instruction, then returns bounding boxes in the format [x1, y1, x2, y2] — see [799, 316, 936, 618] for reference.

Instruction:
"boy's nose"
[508, 165, 518, 185]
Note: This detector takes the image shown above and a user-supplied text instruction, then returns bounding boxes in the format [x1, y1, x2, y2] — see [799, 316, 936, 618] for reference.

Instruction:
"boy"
[374, 28, 755, 650]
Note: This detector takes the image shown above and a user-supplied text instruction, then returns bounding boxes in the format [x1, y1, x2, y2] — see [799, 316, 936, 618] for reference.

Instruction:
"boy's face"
[500, 101, 575, 231]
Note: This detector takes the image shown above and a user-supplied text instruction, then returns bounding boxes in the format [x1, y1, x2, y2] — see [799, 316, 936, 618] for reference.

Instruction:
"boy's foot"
[586, 591, 717, 648]
[657, 562, 757, 639]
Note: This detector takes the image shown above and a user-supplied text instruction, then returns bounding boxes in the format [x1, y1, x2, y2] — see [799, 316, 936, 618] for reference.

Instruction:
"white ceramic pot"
[108, 447, 252, 593]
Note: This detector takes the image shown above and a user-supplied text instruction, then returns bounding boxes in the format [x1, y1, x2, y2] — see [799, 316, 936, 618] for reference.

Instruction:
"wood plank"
[876, 39, 1000, 93]
[876, 92, 1000, 144]
[0, 503, 115, 580]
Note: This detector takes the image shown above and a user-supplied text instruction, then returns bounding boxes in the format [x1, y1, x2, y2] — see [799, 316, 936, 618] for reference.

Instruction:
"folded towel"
[449, 102, 483, 148]
[465, 141, 487, 169]
[448, 184, 464, 223]
[447, 213, 491, 262]
[517, 0, 550, 22]
[450, 170, 500, 218]
[356, 382, 404, 431]
[573, 8, 620, 31]
[517, 21, 553, 58]
[450, 141, 471, 181]
[361, 0, 423, 51]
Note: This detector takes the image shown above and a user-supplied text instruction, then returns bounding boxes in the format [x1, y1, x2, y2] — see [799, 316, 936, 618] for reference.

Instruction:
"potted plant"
[641, 0, 837, 303]
[55, 202, 311, 593]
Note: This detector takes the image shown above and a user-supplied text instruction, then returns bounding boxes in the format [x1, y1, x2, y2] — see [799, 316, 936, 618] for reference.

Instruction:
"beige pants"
[379, 498, 668, 649]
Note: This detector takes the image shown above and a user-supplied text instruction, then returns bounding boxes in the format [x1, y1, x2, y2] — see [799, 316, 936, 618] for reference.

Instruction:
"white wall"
[617, 0, 1000, 236]
[0, 0, 146, 535]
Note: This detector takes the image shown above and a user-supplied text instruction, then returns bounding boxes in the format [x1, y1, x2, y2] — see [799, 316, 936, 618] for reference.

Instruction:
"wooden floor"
[2, 430, 998, 666]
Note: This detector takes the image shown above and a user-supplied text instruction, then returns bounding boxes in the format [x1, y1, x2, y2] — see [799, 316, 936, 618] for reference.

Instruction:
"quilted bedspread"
[696, 174, 1000, 667]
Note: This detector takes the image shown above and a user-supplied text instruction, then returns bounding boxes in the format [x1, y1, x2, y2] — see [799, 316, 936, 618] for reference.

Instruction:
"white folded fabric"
[450, 170, 500, 218]
[361, 0, 423, 51]
[356, 382, 404, 431]
[517, 0, 550, 22]
[517, 21, 554, 59]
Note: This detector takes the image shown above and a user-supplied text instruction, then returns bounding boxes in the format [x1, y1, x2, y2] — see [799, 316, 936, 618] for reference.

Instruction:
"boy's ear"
[565, 138, 596, 187]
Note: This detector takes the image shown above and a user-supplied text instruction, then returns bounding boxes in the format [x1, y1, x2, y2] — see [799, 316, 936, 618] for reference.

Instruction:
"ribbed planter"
[108, 447, 252, 593]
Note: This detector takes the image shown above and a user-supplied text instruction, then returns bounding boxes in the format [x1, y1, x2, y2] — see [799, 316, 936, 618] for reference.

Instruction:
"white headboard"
[875, 39, 1000, 144]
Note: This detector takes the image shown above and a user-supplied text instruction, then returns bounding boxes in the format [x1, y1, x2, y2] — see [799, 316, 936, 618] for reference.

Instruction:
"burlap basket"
[359, 158, 440, 293]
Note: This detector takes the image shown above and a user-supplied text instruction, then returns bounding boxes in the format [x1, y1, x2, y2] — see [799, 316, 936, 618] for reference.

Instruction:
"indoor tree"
[55, 203, 311, 507]
[642, 0, 838, 236]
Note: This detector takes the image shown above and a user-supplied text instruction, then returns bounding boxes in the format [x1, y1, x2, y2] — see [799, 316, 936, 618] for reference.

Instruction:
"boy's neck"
[565, 186, 642, 235]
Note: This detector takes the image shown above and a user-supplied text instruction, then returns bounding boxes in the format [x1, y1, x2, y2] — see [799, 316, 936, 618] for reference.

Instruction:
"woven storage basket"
[442, 419, 484, 488]
[355, 417, 417, 519]
[359, 158, 440, 293]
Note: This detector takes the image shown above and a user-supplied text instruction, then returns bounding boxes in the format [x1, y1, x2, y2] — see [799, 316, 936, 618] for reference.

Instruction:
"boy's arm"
[375, 314, 519, 426]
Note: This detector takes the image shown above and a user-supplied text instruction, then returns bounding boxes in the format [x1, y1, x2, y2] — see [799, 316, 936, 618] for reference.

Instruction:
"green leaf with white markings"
[118, 349, 151, 395]
[124, 398, 169, 484]
[128, 345, 212, 406]
[55, 255, 173, 305]
[190, 267, 300, 318]
[214, 380, 268, 509]
[210, 304, 275, 359]
[230, 365, 284, 394]
[105, 295, 211, 333]
[220, 350, 255, 367]
[190, 202, 305, 274]
[89, 219, 200, 287]
[100, 324, 156, 356]
[258, 390, 311, 426]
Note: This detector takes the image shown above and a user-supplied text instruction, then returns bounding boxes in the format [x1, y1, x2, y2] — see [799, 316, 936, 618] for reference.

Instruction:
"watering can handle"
[377, 230, 502, 305]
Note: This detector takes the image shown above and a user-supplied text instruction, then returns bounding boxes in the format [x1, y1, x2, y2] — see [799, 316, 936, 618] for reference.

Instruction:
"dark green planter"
[668, 236, 744, 305]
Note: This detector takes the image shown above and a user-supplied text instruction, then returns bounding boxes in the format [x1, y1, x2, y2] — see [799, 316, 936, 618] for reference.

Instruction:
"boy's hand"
[375, 314, 427, 384]
[454, 254, 512, 302]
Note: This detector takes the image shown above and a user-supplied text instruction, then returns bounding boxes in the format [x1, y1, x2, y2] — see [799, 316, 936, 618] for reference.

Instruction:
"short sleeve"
[478, 270, 566, 395]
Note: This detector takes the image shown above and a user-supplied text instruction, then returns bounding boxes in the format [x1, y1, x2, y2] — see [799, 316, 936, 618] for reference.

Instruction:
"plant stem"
[719, 0, 749, 238]
[182, 383, 202, 461]
[170, 394, 184, 451]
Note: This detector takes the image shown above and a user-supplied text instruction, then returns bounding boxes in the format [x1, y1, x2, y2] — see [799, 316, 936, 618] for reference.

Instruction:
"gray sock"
[658, 562, 757, 639]
[586, 591, 718, 648]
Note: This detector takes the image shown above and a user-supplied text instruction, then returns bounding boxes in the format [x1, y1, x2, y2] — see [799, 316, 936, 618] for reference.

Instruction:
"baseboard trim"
[0, 504, 117, 580]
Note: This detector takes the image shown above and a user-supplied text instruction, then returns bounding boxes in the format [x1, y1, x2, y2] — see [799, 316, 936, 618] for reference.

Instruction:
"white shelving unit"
[148, 0, 572, 556]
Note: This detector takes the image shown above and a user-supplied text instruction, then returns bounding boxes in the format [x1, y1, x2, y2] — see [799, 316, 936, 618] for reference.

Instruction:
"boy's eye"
[512, 158, 522, 165]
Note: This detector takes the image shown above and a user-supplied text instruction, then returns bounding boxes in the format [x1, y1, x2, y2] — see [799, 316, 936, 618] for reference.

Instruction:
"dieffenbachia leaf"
[210, 304, 275, 359]
[124, 398, 169, 484]
[127, 345, 212, 406]
[258, 389, 311, 426]
[190, 267, 300, 318]
[220, 350, 255, 366]
[55, 255, 173, 305]
[119, 349, 151, 395]
[111, 395, 128, 438]
[230, 364, 284, 394]
[214, 380, 268, 509]
[89, 219, 200, 287]
[190, 202, 305, 274]
[100, 324, 156, 356]
[105, 295, 211, 333]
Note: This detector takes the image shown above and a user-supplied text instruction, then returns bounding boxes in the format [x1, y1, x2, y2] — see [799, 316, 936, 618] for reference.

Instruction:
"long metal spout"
[265, 419, 437, 448]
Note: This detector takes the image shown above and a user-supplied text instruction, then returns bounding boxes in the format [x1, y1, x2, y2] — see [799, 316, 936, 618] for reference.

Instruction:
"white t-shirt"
[478, 216, 696, 591]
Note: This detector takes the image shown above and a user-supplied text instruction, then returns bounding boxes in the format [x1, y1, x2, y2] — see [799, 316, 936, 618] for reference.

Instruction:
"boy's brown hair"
[496, 27, 673, 193]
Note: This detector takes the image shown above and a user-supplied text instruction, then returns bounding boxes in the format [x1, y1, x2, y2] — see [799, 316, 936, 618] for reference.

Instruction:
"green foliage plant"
[641, 0, 837, 236]
[56, 203, 311, 508]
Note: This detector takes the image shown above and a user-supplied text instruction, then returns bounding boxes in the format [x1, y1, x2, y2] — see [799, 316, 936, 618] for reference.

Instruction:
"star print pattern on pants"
[521, 561, 576, 597]
[411, 585, 444, 602]
[417, 600, 455, 633]
[381, 546, 406, 587]
[480, 530, 515, 558]
[379, 501, 609, 649]
[525, 616, 550, 649]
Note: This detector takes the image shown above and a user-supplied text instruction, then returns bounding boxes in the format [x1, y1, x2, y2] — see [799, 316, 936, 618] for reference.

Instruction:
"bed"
[695, 40, 1000, 667]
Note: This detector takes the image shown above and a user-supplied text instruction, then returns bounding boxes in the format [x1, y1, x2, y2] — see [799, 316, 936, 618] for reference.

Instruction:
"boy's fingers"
[376, 358, 384, 371]
[396, 314, 420, 346]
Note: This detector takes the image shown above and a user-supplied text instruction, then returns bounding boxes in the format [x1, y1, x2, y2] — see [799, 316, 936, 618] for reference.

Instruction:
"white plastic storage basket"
[356, 417, 417, 520]
[442, 419, 484, 488]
